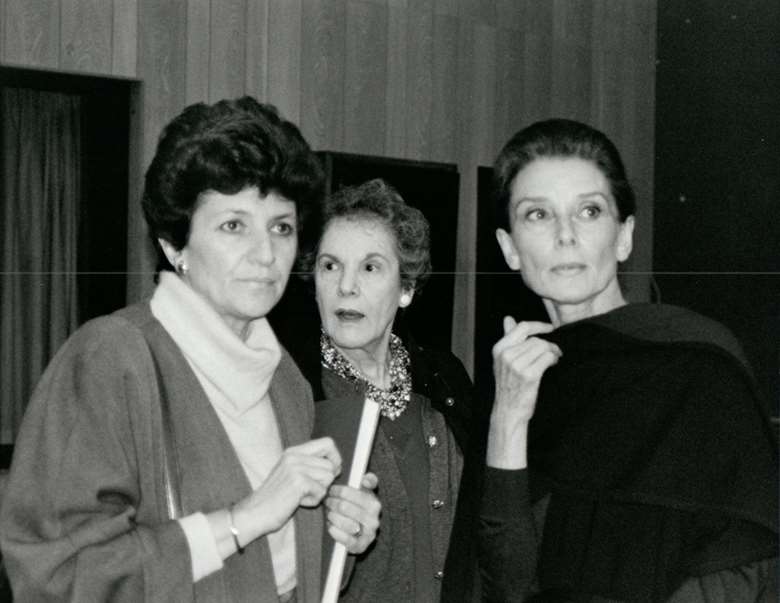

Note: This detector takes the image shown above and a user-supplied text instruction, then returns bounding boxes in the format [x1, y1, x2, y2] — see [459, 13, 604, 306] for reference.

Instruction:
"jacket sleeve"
[478, 467, 538, 602]
[0, 319, 194, 603]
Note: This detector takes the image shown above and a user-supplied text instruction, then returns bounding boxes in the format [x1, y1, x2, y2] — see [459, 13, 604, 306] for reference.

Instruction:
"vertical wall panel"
[128, 0, 188, 300]
[405, 0, 434, 159]
[494, 18, 525, 150]
[3, 0, 60, 67]
[209, 0, 246, 102]
[185, 0, 210, 104]
[300, 0, 346, 150]
[620, 1, 655, 302]
[61, 0, 112, 73]
[267, 0, 302, 124]
[245, 0, 269, 100]
[112, 0, 138, 77]
[551, 0, 592, 120]
[344, 0, 387, 155]
[0, 0, 5, 64]
[430, 12, 459, 163]
[590, 0, 624, 133]
[385, 0, 408, 158]
[521, 0, 553, 124]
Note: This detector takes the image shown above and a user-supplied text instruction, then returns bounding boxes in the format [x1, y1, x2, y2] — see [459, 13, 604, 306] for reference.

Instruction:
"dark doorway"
[1, 65, 134, 323]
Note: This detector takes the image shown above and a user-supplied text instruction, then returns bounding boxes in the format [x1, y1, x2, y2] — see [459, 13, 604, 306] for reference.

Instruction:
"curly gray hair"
[302, 178, 431, 292]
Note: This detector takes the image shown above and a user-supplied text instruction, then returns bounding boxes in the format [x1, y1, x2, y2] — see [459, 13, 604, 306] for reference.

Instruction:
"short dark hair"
[302, 179, 431, 292]
[142, 96, 325, 272]
[493, 118, 635, 230]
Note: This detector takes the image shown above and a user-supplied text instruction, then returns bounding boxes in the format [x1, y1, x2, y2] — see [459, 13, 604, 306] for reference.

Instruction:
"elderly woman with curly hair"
[287, 178, 473, 602]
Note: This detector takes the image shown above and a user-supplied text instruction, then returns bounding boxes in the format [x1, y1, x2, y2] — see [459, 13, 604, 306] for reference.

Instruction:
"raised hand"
[487, 317, 562, 469]
[231, 437, 342, 545]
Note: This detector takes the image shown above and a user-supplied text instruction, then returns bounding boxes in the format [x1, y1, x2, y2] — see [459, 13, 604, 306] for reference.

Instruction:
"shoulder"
[408, 341, 474, 443]
[591, 303, 748, 366]
[48, 302, 155, 372]
[408, 342, 472, 395]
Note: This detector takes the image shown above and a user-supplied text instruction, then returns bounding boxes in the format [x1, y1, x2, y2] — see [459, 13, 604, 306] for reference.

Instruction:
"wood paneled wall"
[0, 0, 657, 372]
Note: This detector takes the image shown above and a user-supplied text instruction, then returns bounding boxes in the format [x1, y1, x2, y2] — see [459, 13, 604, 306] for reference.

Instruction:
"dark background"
[653, 1, 780, 414]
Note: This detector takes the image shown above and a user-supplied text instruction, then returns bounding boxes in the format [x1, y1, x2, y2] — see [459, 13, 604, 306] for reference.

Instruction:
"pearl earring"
[175, 259, 189, 275]
[400, 293, 411, 307]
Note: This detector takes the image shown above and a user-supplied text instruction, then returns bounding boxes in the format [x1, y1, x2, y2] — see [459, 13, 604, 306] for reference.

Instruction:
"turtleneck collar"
[150, 271, 281, 415]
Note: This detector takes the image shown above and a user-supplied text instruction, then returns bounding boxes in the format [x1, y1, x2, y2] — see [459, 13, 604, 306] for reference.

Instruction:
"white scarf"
[150, 271, 281, 416]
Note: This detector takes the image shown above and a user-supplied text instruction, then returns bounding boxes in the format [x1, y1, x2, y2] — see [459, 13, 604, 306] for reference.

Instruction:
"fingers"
[326, 485, 381, 554]
[289, 437, 342, 475]
[493, 319, 556, 359]
[360, 472, 379, 491]
[498, 337, 562, 379]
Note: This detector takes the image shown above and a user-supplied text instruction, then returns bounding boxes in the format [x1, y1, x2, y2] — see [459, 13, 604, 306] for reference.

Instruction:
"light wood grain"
[3, 0, 59, 67]
[344, 0, 387, 155]
[112, 0, 138, 76]
[245, 0, 269, 100]
[185, 0, 210, 104]
[384, 0, 408, 157]
[267, 0, 302, 124]
[209, 0, 246, 101]
[61, 0, 112, 73]
[300, 0, 346, 150]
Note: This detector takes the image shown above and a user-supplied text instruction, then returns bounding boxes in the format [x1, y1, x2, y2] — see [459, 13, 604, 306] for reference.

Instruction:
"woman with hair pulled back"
[445, 119, 777, 602]
[0, 97, 381, 602]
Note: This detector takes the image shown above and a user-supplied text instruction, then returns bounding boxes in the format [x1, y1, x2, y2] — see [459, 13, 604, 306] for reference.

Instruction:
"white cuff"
[179, 512, 224, 582]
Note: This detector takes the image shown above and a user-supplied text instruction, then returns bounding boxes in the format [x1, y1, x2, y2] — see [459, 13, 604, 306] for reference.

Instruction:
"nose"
[555, 215, 577, 247]
[337, 267, 359, 297]
[248, 233, 275, 265]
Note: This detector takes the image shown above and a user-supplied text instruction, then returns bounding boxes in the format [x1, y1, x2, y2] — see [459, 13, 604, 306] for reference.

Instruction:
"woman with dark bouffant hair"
[0, 97, 381, 603]
[289, 178, 474, 602]
[445, 118, 777, 602]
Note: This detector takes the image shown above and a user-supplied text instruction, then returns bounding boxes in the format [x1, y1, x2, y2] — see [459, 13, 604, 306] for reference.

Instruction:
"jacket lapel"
[269, 351, 323, 603]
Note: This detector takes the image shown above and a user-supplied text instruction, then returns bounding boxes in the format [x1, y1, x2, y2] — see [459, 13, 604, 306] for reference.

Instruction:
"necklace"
[320, 330, 411, 420]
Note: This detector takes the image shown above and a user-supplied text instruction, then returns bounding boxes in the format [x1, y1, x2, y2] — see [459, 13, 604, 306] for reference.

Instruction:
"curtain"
[0, 88, 81, 444]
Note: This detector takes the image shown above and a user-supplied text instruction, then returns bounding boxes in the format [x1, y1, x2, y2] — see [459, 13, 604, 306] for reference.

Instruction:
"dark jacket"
[280, 315, 476, 602]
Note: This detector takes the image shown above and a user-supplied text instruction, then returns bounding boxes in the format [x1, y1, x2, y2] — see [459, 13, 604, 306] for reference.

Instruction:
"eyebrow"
[211, 208, 297, 220]
[317, 251, 389, 262]
[513, 191, 610, 206]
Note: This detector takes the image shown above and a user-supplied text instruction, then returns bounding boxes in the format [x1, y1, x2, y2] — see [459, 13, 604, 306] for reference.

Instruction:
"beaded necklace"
[320, 330, 411, 420]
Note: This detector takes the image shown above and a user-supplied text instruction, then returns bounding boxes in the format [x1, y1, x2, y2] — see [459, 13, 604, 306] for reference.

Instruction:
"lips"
[550, 263, 586, 274]
[335, 309, 365, 321]
[240, 276, 276, 285]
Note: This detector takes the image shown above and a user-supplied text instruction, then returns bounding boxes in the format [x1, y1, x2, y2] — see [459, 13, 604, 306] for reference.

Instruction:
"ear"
[399, 288, 415, 308]
[616, 216, 635, 262]
[158, 238, 183, 268]
[496, 228, 521, 271]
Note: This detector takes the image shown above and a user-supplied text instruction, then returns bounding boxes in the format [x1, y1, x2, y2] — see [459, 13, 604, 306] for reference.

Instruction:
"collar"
[150, 271, 281, 414]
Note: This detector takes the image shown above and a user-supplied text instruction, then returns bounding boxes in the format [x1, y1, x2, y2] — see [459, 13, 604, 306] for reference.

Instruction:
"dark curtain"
[0, 87, 81, 444]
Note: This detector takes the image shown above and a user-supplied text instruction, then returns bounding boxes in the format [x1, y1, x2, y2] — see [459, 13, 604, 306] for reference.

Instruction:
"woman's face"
[162, 186, 298, 338]
[496, 157, 634, 320]
[315, 216, 412, 359]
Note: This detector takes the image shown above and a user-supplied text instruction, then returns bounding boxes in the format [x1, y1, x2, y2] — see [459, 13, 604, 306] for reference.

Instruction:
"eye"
[272, 221, 296, 236]
[219, 219, 244, 233]
[524, 207, 549, 222]
[580, 204, 602, 219]
[318, 258, 339, 272]
[364, 261, 382, 273]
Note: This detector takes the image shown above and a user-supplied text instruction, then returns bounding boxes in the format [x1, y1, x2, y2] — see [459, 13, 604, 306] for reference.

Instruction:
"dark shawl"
[528, 303, 778, 601]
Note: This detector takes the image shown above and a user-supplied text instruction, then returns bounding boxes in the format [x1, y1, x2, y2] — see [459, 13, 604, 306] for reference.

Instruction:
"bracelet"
[228, 504, 244, 555]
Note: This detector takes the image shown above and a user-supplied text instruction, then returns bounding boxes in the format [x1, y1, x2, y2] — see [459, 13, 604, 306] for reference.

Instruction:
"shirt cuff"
[179, 512, 224, 582]
[482, 467, 530, 520]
